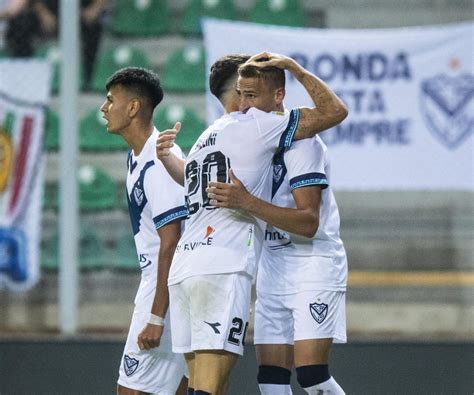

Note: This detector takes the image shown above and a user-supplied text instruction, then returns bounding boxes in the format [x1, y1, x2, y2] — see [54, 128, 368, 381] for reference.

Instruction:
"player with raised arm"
[157, 52, 347, 395]
[206, 56, 348, 394]
[100, 67, 188, 395]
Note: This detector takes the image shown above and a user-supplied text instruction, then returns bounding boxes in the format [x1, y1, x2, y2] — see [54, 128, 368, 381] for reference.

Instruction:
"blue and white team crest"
[420, 74, 474, 149]
[310, 302, 328, 324]
[273, 164, 284, 184]
[123, 354, 139, 376]
[133, 184, 144, 206]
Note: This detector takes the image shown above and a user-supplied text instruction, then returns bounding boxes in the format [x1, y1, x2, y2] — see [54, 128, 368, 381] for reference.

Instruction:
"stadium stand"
[153, 104, 205, 151]
[91, 45, 153, 92]
[110, 0, 171, 36]
[78, 165, 117, 211]
[161, 43, 206, 91]
[79, 108, 129, 151]
[248, 0, 306, 27]
[179, 0, 238, 34]
[112, 228, 139, 271]
[44, 108, 60, 151]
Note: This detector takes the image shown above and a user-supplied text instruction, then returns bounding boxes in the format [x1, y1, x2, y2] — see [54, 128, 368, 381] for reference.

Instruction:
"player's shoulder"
[288, 135, 327, 154]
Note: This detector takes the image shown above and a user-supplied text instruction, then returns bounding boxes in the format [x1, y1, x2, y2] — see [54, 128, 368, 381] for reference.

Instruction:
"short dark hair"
[238, 63, 286, 91]
[105, 67, 164, 109]
[209, 54, 251, 101]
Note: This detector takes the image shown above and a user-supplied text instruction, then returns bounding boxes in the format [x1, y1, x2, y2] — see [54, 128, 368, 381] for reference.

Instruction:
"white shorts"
[254, 289, 347, 345]
[117, 309, 186, 394]
[169, 272, 252, 356]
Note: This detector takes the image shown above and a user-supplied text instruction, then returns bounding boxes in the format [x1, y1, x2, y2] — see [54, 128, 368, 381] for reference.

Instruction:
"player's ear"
[274, 87, 285, 106]
[128, 98, 141, 118]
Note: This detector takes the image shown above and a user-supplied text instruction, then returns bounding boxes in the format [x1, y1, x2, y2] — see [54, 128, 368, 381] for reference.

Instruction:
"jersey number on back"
[185, 151, 231, 215]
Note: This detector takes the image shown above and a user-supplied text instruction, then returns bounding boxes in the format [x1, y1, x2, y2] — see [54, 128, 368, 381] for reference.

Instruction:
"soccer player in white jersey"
[156, 52, 347, 395]
[206, 60, 347, 395]
[100, 67, 188, 395]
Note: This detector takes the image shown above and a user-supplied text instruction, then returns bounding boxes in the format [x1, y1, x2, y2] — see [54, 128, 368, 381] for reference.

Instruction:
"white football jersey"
[257, 136, 348, 293]
[126, 128, 188, 310]
[168, 108, 300, 285]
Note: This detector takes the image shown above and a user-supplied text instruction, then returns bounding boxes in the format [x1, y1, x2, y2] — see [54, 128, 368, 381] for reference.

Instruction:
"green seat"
[79, 165, 117, 211]
[248, 0, 305, 27]
[44, 108, 59, 151]
[91, 46, 153, 92]
[42, 166, 117, 211]
[162, 44, 206, 92]
[179, 0, 237, 35]
[35, 44, 84, 93]
[112, 229, 138, 270]
[41, 226, 109, 270]
[110, 0, 170, 36]
[154, 104, 205, 151]
[80, 108, 128, 151]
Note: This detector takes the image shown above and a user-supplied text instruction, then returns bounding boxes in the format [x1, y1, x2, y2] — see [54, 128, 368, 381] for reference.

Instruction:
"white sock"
[259, 383, 293, 395]
[303, 377, 345, 395]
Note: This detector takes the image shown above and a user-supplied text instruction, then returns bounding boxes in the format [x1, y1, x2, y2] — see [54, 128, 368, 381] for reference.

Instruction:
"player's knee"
[296, 364, 330, 388]
[257, 365, 292, 385]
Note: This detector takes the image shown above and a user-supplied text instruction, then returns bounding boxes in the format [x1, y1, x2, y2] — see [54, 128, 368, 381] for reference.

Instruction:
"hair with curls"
[105, 67, 164, 109]
[209, 54, 251, 101]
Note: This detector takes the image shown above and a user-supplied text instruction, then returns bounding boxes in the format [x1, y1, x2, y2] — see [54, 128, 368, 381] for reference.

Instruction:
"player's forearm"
[288, 59, 348, 139]
[244, 195, 319, 238]
[161, 153, 185, 186]
[150, 244, 175, 317]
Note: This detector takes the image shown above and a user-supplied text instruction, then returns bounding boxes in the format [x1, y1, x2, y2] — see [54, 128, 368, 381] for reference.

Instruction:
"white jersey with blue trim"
[168, 107, 300, 286]
[258, 135, 348, 293]
[126, 128, 188, 310]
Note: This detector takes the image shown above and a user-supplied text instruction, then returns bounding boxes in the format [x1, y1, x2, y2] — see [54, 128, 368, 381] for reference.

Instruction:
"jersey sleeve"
[249, 107, 300, 150]
[144, 162, 188, 231]
[285, 137, 329, 190]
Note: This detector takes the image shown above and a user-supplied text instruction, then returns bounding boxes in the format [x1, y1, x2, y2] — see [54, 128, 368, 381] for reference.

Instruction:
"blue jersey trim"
[290, 172, 328, 190]
[154, 205, 189, 230]
[278, 109, 300, 149]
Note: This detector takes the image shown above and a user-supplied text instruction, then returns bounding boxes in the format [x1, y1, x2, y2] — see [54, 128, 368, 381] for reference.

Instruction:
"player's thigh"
[254, 291, 294, 346]
[169, 282, 192, 354]
[291, 289, 346, 365]
[187, 272, 252, 355]
[193, 350, 239, 394]
[256, 343, 294, 370]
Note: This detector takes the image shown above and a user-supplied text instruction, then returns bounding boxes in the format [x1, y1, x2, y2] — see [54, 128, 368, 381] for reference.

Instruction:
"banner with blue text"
[203, 20, 473, 190]
[0, 60, 51, 290]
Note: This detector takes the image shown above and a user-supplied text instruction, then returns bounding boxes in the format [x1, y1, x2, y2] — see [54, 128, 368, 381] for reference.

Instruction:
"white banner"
[0, 60, 51, 290]
[203, 19, 474, 190]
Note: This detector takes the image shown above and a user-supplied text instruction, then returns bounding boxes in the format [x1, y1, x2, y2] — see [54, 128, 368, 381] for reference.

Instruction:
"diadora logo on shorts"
[420, 73, 473, 149]
[176, 226, 215, 252]
[123, 354, 139, 376]
[310, 301, 328, 324]
[204, 321, 221, 334]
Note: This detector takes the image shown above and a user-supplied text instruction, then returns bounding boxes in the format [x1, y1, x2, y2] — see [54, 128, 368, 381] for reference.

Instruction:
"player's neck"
[123, 122, 154, 157]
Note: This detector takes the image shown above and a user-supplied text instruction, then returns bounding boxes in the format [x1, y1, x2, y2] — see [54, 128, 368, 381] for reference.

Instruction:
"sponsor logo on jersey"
[138, 253, 152, 270]
[420, 73, 473, 149]
[310, 302, 328, 324]
[204, 321, 221, 334]
[123, 354, 139, 376]
[176, 226, 215, 252]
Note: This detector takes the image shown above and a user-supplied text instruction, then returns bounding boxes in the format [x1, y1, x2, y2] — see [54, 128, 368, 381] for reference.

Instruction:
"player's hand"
[245, 52, 292, 70]
[156, 122, 181, 160]
[207, 169, 253, 210]
[137, 323, 164, 350]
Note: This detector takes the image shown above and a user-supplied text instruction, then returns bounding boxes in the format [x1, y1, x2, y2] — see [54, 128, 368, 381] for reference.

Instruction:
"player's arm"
[156, 122, 186, 186]
[137, 220, 181, 350]
[246, 52, 348, 140]
[207, 170, 321, 238]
